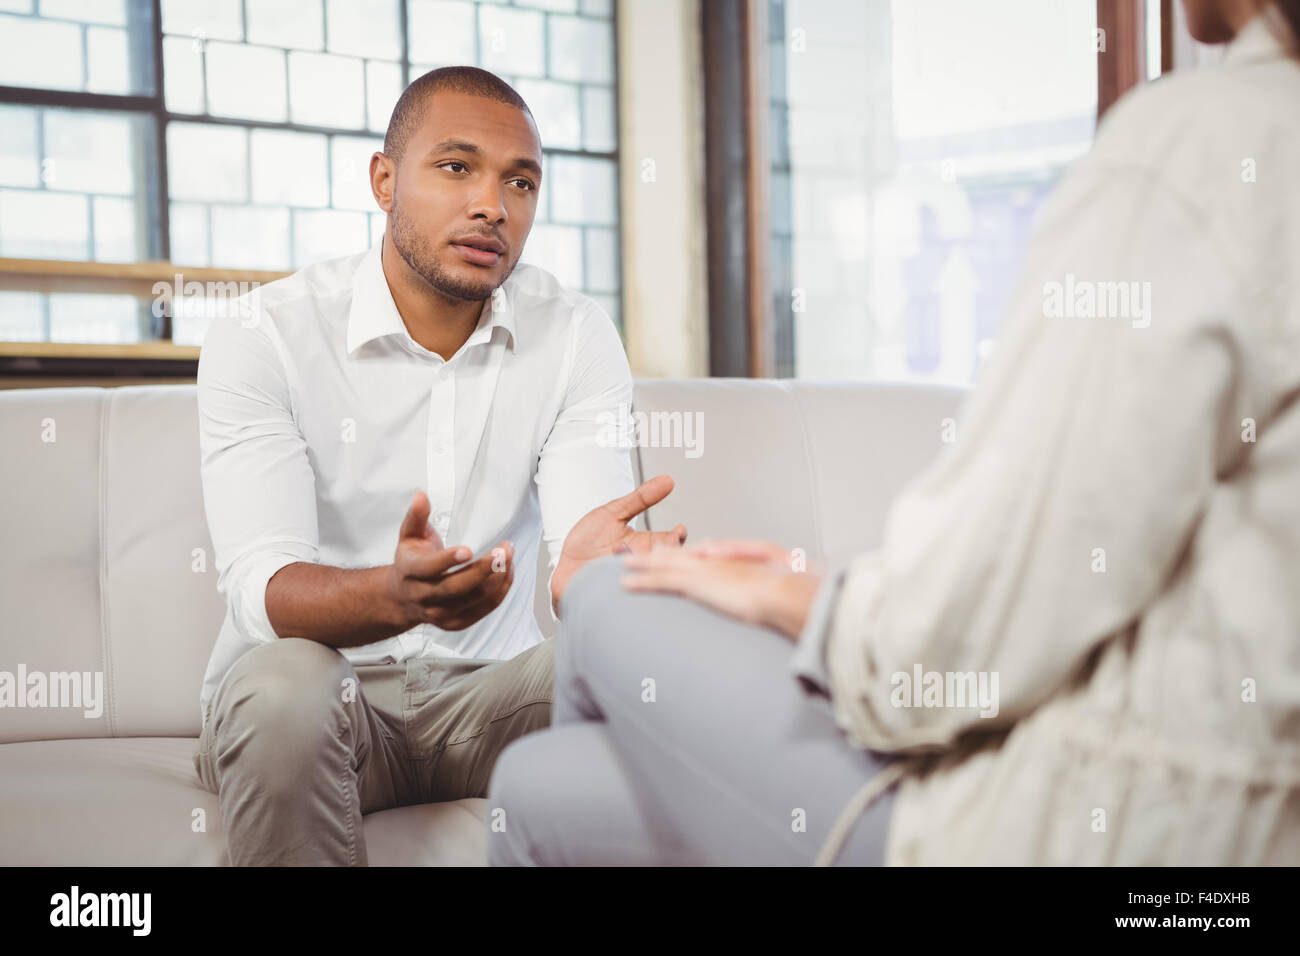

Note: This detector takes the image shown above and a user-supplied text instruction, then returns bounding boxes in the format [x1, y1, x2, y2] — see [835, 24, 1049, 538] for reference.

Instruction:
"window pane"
[44, 110, 136, 194]
[251, 129, 329, 207]
[247, 0, 324, 50]
[163, 34, 205, 113]
[210, 205, 291, 269]
[0, 2, 152, 94]
[548, 155, 616, 225]
[518, 0, 578, 11]
[773, 0, 1097, 383]
[330, 135, 383, 210]
[408, 0, 476, 64]
[92, 195, 138, 262]
[0, 104, 41, 188]
[548, 15, 613, 84]
[161, 0, 243, 42]
[0, 292, 44, 342]
[49, 293, 145, 344]
[288, 51, 365, 128]
[292, 208, 369, 266]
[205, 41, 288, 122]
[169, 201, 210, 266]
[516, 79, 581, 150]
[0, 14, 84, 91]
[581, 85, 615, 152]
[41, 0, 126, 25]
[168, 122, 249, 203]
[584, 226, 618, 293]
[86, 26, 131, 94]
[326, 0, 400, 60]
[0, 108, 150, 262]
[478, 5, 545, 78]
[366, 60, 402, 133]
[521, 223, 582, 288]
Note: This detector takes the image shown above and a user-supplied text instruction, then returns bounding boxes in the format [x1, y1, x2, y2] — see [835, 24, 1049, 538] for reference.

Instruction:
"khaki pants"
[194, 636, 554, 865]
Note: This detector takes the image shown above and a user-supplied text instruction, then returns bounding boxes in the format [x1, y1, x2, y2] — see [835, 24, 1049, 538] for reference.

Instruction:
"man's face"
[383, 91, 542, 302]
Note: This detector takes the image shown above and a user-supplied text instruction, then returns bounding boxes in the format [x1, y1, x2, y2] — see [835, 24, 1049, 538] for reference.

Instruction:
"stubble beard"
[389, 194, 514, 303]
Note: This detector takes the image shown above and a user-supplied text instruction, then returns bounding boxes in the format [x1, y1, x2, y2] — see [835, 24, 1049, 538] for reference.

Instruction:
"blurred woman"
[488, 0, 1300, 865]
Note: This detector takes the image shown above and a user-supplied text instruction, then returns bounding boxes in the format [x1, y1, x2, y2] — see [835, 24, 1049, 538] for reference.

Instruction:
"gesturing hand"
[387, 490, 515, 632]
[620, 541, 824, 640]
[550, 474, 687, 612]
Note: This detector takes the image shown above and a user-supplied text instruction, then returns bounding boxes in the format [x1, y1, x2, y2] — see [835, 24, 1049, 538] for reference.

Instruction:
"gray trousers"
[487, 556, 898, 865]
[194, 635, 554, 865]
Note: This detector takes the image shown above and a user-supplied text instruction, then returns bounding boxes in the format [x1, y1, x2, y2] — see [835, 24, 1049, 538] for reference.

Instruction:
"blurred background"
[0, 0, 1222, 387]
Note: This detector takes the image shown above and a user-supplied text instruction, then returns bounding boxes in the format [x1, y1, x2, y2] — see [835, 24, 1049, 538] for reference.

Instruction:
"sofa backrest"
[630, 379, 966, 568]
[0, 380, 964, 743]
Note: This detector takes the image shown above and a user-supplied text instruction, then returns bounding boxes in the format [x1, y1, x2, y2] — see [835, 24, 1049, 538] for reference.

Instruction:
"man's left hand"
[550, 474, 686, 612]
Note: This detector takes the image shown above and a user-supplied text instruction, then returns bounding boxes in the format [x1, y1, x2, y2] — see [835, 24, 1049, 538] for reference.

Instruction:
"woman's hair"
[1275, 0, 1300, 47]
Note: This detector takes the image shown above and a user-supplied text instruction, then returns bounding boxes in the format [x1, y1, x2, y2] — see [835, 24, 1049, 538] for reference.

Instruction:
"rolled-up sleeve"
[820, 163, 1250, 754]
[196, 306, 320, 645]
[789, 566, 848, 697]
[534, 300, 637, 622]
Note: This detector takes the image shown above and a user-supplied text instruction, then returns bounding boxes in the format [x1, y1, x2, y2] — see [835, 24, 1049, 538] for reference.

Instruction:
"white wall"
[616, 0, 709, 378]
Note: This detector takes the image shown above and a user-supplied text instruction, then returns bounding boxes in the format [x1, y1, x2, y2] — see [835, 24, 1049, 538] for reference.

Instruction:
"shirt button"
[434, 441, 447, 454]
[437, 510, 451, 523]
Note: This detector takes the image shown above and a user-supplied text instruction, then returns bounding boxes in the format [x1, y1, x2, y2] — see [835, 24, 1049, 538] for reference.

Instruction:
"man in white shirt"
[193, 66, 685, 866]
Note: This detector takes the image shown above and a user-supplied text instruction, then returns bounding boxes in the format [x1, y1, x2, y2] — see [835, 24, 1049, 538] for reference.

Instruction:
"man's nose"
[468, 181, 507, 224]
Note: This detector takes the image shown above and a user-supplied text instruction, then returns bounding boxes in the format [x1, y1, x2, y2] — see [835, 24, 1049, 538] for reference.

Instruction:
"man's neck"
[380, 235, 486, 361]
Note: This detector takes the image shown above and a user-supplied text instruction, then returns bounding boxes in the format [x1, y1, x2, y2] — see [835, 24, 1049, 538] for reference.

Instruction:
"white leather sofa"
[0, 378, 964, 865]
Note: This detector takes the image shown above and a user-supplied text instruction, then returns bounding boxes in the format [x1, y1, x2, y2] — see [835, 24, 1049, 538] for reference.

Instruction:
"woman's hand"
[621, 543, 823, 640]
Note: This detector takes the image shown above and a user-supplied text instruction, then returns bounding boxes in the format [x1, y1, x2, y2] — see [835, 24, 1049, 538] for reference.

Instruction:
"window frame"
[0, 0, 623, 380]
[726, 0, 1159, 379]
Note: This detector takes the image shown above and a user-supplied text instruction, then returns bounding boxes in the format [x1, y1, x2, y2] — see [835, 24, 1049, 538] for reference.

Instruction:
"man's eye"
[511, 179, 536, 191]
[441, 162, 467, 173]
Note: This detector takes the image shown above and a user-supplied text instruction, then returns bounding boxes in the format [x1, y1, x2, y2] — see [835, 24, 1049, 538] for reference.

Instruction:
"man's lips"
[450, 235, 505, 267]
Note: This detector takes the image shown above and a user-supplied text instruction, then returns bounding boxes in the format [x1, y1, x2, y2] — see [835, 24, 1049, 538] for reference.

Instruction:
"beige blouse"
[795, 9, 1300, 865]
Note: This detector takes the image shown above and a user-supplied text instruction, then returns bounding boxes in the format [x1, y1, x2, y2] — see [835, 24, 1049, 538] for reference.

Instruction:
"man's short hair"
[383, 66, 534, 160]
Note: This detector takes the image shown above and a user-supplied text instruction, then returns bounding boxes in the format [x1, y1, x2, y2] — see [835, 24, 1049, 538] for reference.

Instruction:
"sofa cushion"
[632, 379, 966, 568]
[0, 738, 488, 865]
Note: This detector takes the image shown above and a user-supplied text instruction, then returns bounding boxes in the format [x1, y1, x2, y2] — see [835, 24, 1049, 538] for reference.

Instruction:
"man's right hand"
[387, 490, 515, 631]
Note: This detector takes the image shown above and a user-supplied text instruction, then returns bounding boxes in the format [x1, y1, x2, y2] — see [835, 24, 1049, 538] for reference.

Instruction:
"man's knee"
[210, 638, 356, 760]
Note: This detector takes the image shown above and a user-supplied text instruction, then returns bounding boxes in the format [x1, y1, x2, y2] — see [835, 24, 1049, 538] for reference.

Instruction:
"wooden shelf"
[0, 257, 290, 296]
[0, 257, 291, 284]
[0, 341, 199, 360]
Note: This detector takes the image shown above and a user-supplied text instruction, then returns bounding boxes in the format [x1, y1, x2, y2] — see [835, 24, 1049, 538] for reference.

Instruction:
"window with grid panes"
[0, 0, 622, 346]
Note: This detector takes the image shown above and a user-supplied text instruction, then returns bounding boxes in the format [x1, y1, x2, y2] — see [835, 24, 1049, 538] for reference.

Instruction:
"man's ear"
[370, 151, 395, 213]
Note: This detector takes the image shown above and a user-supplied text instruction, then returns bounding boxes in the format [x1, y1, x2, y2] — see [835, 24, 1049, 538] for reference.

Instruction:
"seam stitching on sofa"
[788, 385, 827, 561]
[630, 394, 649, 532]
[98, 388, 118, 737]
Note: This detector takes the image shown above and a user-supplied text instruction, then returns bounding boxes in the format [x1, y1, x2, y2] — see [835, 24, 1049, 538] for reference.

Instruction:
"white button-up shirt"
[196, 242, 635, 724]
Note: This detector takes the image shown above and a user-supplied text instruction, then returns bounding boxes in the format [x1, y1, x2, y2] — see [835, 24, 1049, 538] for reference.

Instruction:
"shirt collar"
[1223, 7, 1298, 66]
[346, 240, 517, 358]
